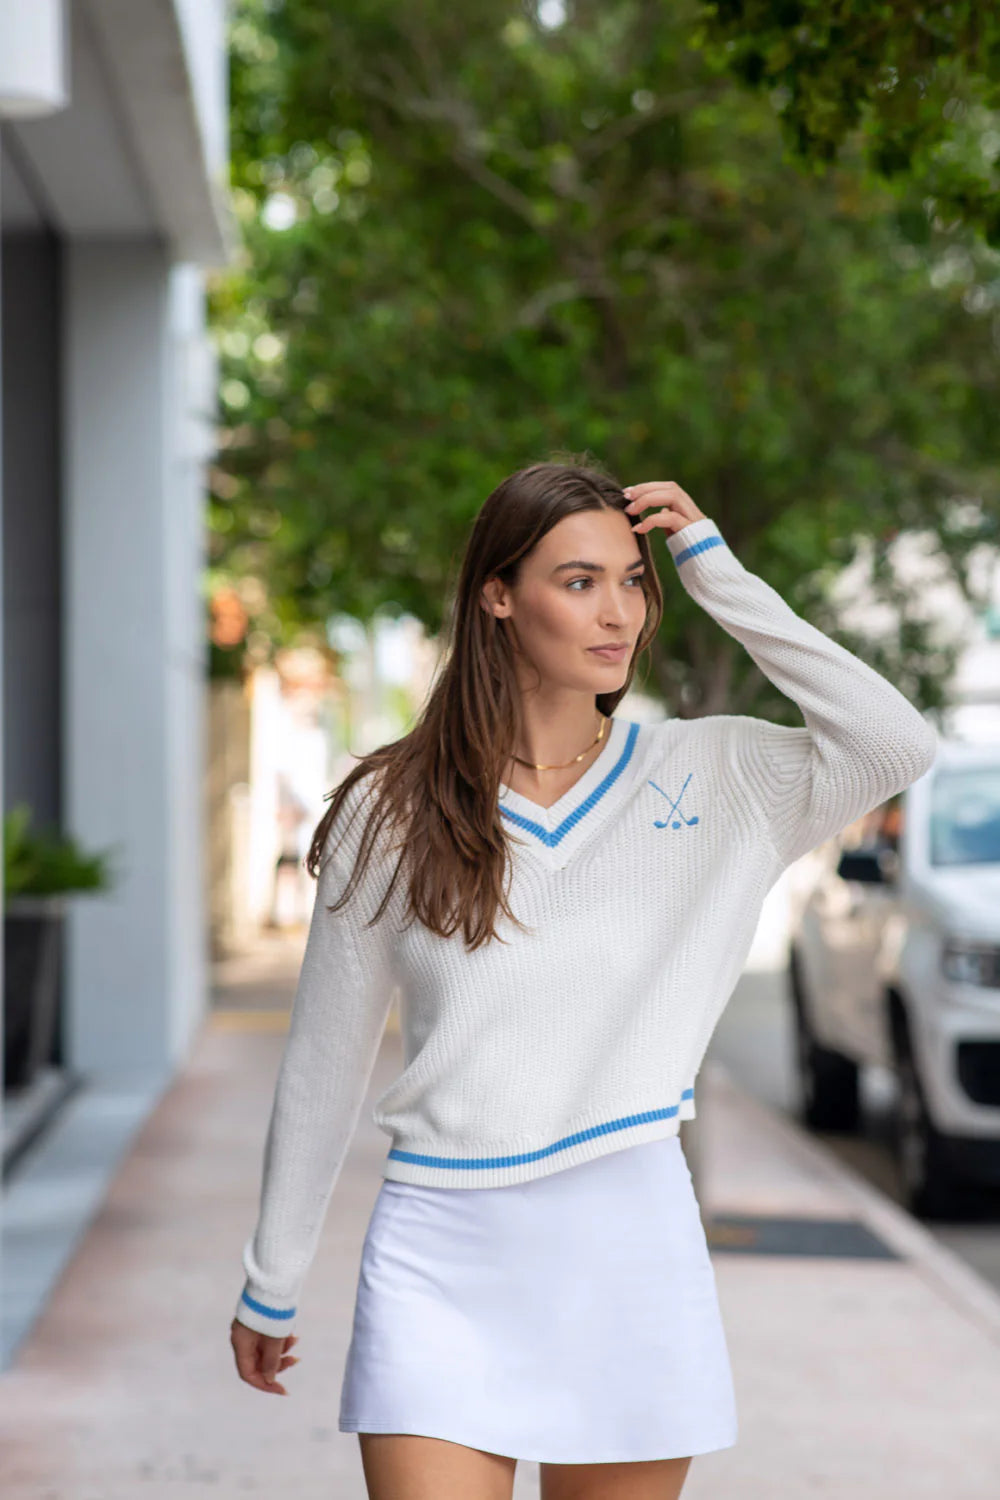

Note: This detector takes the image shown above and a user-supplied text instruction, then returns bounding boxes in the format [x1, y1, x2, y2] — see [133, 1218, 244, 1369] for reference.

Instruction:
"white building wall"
[173, 0, 230, 183]
[0, 0, 231, 1367]
[62, 243, 213, 1074]
[165, 263, 216, 1054]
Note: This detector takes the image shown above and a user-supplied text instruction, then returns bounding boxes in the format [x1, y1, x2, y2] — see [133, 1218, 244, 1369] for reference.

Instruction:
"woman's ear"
[480, 577, 511, 619]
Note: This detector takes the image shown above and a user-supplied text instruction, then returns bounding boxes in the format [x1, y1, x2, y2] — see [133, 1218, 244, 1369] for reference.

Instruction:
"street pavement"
[1, 926, 999, 1498]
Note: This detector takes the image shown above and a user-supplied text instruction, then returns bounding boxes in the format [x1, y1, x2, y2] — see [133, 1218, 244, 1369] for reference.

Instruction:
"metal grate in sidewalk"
[706, 1213, 903, 1259]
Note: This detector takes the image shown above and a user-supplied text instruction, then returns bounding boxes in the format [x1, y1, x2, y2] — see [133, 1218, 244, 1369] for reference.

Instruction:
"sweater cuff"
[663, 516, 731, 572]
[234, 1281, 298, 1338]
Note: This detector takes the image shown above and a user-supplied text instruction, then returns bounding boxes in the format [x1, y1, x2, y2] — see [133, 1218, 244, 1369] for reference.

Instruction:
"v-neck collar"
[499, 716, 641, 869]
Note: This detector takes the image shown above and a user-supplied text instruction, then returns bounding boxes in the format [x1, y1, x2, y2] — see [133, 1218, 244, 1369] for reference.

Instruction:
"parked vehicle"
[787, 738, 1000, 1219]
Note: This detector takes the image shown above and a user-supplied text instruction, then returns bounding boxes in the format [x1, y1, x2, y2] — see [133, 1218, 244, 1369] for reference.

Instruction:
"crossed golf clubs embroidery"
[648, 772, 700, 830]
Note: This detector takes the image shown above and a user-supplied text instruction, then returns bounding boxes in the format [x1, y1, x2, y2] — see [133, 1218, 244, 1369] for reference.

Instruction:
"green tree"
[695, 0, 1000, 245]
[209, 0, 999, 721]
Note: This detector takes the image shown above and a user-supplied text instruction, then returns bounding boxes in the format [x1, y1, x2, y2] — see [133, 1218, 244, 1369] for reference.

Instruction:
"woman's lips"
[588, 644, 629, 660]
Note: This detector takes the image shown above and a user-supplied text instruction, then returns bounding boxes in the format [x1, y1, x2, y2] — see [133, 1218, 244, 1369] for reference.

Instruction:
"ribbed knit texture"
[234, 516, 938, 1335]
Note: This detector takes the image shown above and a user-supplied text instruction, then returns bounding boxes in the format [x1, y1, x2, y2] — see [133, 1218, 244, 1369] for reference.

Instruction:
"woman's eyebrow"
[551, 558, 646, 575]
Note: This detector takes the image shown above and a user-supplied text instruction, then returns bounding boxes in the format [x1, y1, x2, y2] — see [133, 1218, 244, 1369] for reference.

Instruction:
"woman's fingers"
[622, 480, 697, 514]
[622, 480, 705, 533]
[230, 1320, 297, 1395]
[259, 1334, 302, 1392]
[623, 480, 689, 500]
[235, 1354, 286, 1395]
[630, 505, 684, 535]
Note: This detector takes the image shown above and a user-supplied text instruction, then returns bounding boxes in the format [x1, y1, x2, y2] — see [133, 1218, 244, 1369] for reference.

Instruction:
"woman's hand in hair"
[230, 1318, 300, 1395]
[622, 481, 707, 537]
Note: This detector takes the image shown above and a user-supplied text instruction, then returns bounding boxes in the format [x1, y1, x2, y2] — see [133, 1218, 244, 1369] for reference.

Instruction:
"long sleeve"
[664, 516, 938, 869]
[234, 828, 398, 1337]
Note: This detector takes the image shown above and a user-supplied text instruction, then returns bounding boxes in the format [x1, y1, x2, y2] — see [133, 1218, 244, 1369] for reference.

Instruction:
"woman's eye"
[567, 576, 644, 590]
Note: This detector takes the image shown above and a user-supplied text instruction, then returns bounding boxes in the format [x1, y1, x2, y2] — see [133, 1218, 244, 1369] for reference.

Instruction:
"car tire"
[892, 1021, 968, 1221]
[789, 949, 861, 1133]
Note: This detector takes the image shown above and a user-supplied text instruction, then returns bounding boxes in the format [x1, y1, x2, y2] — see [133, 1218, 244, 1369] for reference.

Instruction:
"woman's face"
[483, 507, 648, 693]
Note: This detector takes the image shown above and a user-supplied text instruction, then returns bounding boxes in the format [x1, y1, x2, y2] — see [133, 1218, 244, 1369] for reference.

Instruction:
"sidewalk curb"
[703, 1059, 1000, 1348]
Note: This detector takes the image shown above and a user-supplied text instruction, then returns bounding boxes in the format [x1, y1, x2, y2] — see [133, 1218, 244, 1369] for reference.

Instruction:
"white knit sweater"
[234, 515, 938, 1336]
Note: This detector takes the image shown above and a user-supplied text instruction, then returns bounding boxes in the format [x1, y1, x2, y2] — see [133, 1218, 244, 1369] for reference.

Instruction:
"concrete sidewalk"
[692, 1061, 1000, 1499]
[1, 968, 999, 1497]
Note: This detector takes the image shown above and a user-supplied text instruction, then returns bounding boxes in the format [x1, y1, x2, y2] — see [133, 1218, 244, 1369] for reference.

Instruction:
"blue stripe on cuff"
[241, 1290, 296, 1320]
[673, 534, 726, 567]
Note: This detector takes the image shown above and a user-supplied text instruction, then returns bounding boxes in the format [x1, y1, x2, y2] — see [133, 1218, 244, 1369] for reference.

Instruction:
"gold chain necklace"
[511, 712, 607, 771]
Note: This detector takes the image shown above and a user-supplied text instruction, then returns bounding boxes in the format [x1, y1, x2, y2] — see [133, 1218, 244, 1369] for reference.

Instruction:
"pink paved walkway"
[2, 967, 999, 1497]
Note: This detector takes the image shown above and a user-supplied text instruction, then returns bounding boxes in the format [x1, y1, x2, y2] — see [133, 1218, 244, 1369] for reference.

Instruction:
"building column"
[62, 242, 211, 1076]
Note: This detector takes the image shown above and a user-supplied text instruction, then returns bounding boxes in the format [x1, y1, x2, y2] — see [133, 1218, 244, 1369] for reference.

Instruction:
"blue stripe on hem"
[499, 719, 640, 846]
[386, 1090, 696, 1171]
[241, 1290, 296, 1320]
[673, 533, 726, 567]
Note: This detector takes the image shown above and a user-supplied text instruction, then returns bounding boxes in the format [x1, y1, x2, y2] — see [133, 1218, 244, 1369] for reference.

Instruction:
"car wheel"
[893, 1023, 968, 1221]
[789, 951, 860, 1132]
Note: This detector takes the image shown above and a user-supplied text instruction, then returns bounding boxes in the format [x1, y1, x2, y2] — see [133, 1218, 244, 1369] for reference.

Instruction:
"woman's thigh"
[357, 1432, 518, 1500]
[540, 1454, 693, 1500]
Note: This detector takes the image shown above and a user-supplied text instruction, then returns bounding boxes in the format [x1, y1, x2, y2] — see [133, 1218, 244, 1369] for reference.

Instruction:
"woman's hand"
[230, 1318, 300, 1395]
[623, 481, 707, 537]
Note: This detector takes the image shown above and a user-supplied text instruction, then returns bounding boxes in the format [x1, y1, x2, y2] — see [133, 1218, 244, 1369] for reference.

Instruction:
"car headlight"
[941, 938, 1000, 989]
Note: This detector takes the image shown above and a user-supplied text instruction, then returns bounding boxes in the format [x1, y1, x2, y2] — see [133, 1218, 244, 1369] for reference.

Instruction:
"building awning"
[2, 0, 236, 267]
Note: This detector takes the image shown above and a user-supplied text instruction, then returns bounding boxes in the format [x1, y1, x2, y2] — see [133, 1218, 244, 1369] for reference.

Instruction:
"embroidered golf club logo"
[648, 772, 699, 829]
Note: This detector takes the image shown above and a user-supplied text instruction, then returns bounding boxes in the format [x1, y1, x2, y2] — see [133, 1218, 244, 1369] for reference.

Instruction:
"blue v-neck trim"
[499, 720, 640, 848]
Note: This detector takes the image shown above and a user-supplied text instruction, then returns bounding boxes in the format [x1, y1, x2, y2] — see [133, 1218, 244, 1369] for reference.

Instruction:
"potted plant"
[3, 804, 116, 1091]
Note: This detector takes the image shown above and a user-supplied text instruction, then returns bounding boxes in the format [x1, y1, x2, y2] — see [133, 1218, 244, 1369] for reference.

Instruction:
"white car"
[788, 737, 1000, 1218]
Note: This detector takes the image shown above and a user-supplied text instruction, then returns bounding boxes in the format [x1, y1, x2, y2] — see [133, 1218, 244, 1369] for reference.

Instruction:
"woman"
[229, 461, 937, 1499]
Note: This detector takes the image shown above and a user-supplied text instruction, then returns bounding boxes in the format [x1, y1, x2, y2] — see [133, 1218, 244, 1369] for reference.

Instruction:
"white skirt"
[338, 1133, 738, 1464]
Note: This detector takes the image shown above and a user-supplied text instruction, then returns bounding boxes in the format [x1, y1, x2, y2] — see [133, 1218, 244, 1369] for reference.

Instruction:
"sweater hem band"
[381, 1090, 696, 1187]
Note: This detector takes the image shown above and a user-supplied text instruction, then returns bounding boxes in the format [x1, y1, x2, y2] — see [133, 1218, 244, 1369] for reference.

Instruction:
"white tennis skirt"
[337, 1133, 738, 1464]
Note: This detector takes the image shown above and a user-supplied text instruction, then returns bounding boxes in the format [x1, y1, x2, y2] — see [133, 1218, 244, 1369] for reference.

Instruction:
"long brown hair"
[306, 454, 664, 950]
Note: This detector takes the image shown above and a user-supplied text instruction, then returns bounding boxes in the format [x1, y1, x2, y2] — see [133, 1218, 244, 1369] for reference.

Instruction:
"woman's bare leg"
[358, 1432, 518, 1500]
[540, 1454, 693, 1500]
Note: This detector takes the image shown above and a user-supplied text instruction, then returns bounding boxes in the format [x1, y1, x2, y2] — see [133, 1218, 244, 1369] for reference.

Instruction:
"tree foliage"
[208, 0, 999, 720]
[696, 1, 1000, 245]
